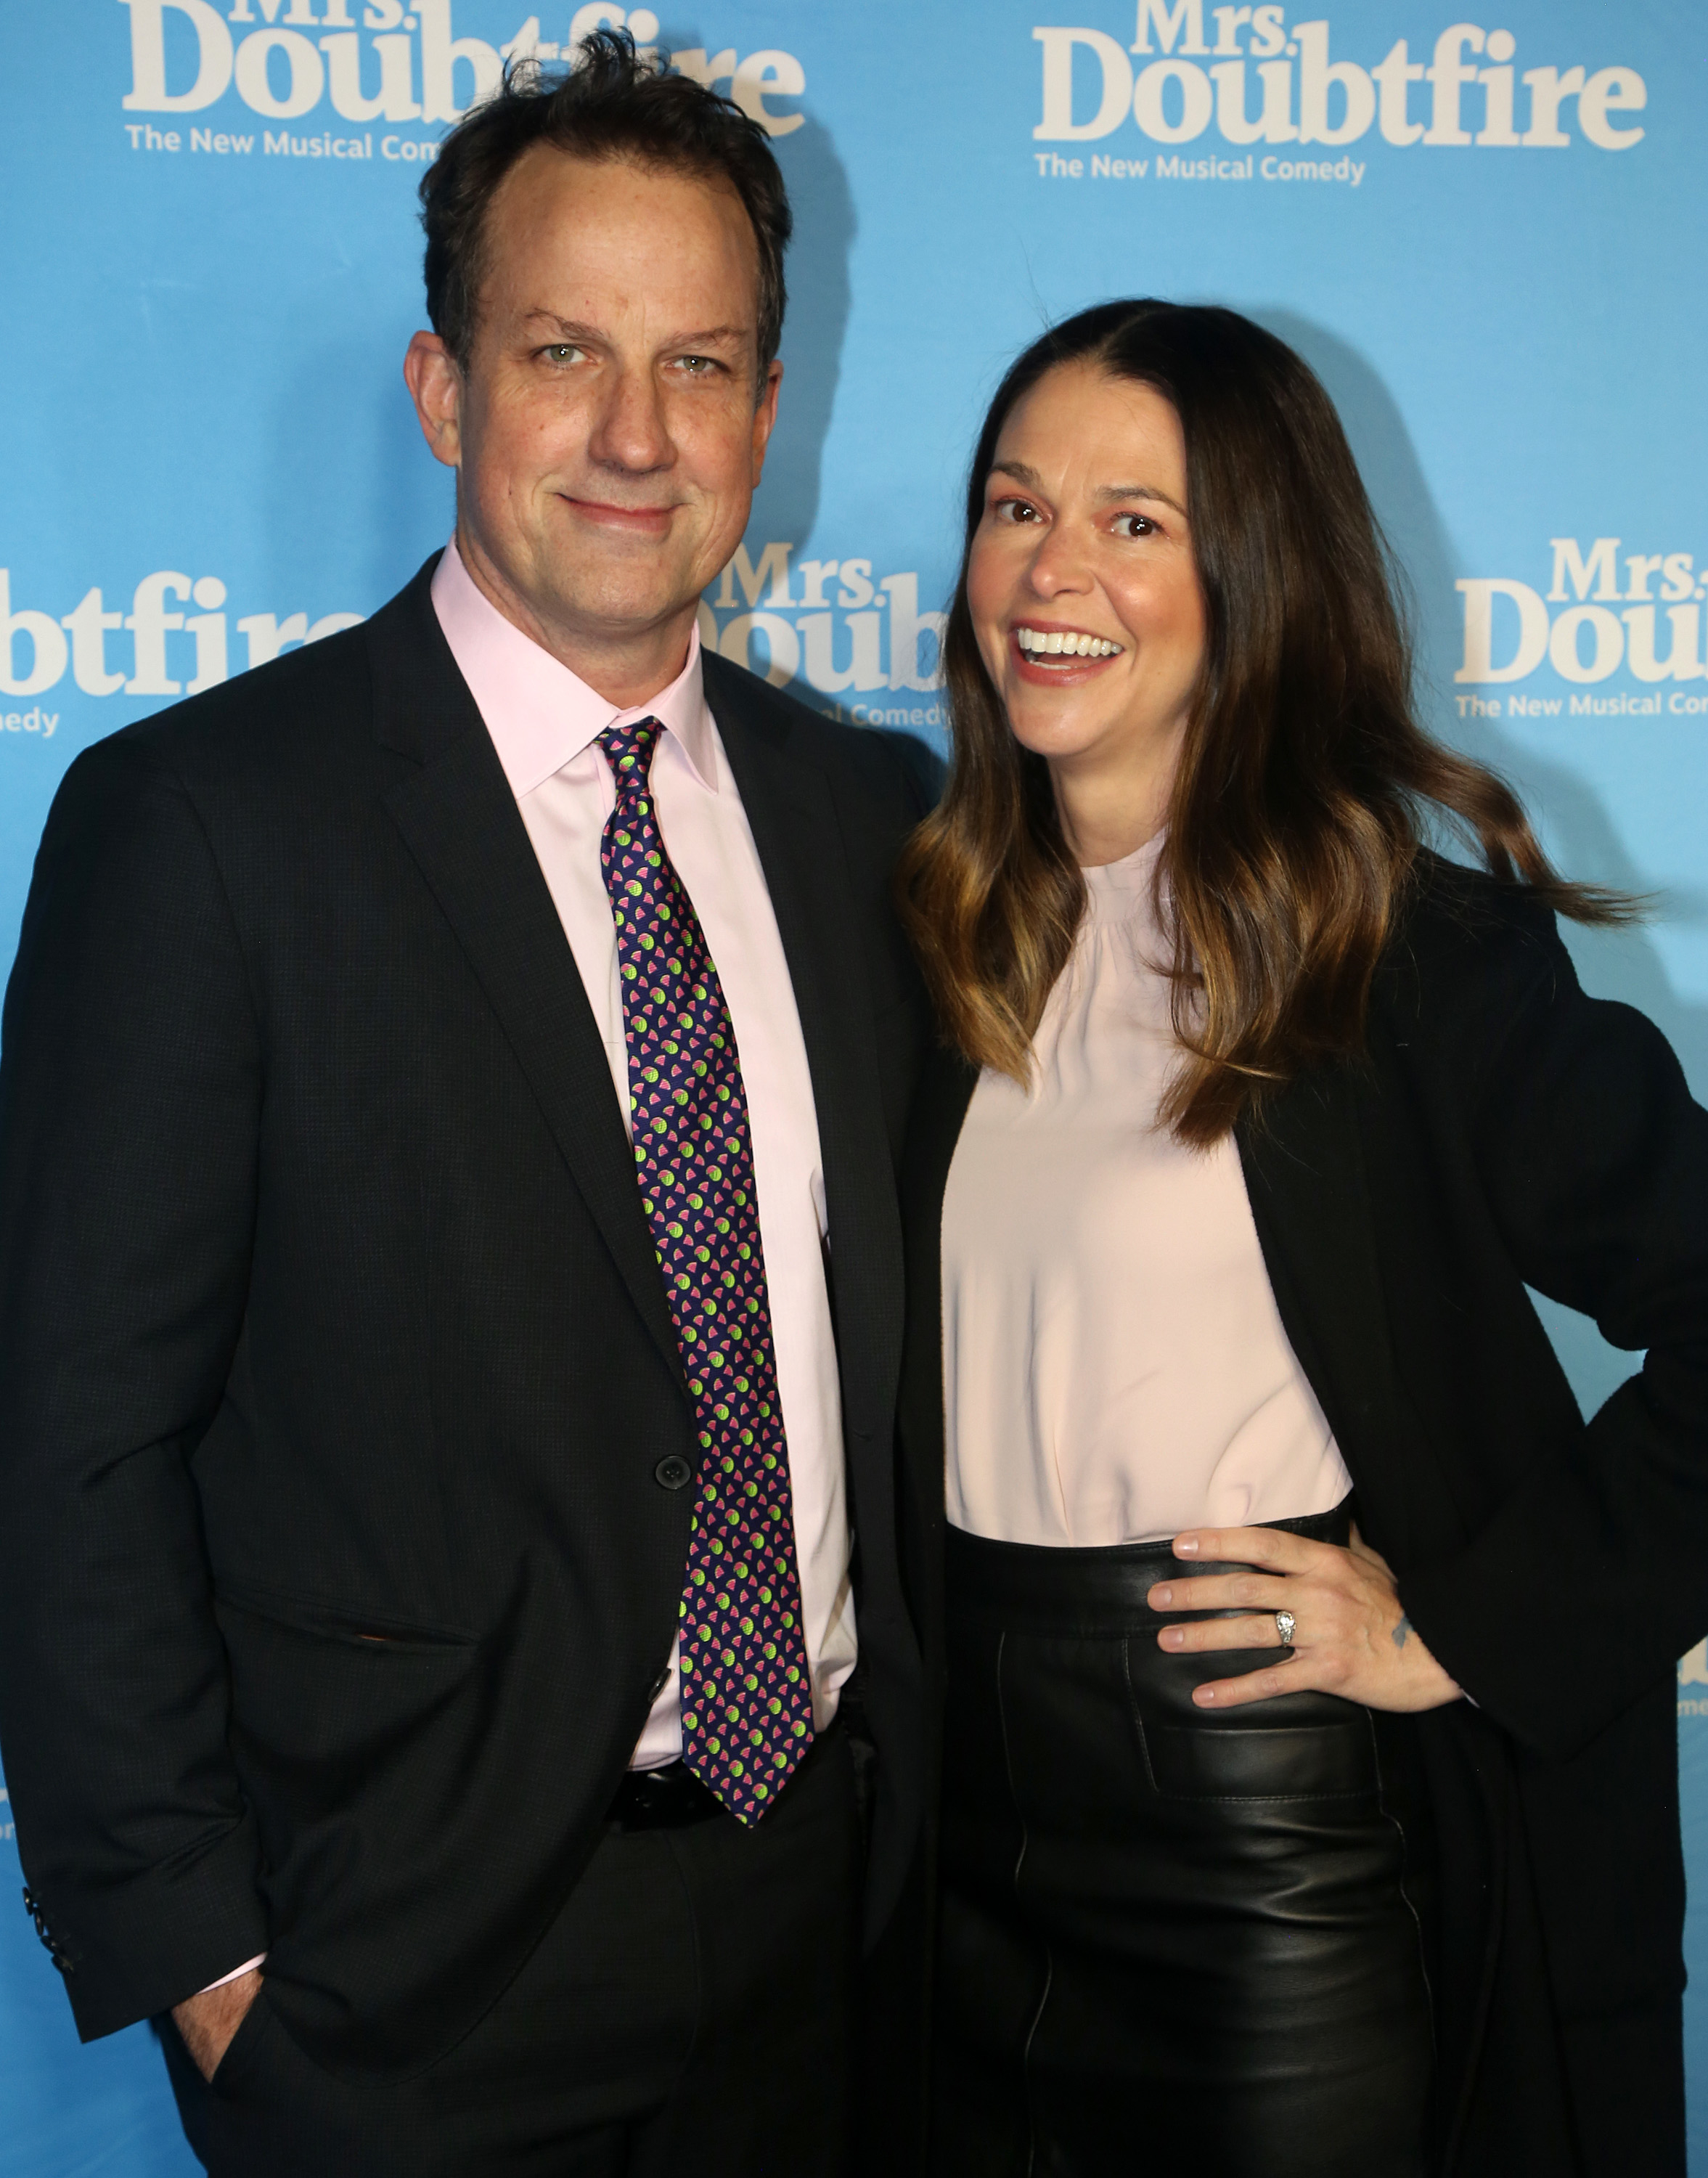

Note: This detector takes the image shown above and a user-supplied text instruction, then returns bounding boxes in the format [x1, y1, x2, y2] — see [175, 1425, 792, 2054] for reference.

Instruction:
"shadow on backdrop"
[272, 330, 457, 616]
[1264, 309, 1708, 1080]
[747, 111, 855, 565]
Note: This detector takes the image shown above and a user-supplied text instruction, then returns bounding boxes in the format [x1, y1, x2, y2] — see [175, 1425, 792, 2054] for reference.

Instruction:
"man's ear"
[404, 331, 465, 470]
[750, 356, 784, 486]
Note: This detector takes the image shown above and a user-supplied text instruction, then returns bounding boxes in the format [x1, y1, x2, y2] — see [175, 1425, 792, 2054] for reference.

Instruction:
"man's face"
[409, 147, 780, 667]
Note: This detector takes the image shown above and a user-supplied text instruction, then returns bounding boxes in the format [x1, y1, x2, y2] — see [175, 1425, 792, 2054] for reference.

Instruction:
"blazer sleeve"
[0, 738, 269, 2038]
[1398, 908, 1708, 1760]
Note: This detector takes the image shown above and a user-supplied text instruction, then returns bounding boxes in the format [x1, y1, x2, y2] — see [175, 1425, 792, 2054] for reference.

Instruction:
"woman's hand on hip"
[1145, 1523, 1463, 1713]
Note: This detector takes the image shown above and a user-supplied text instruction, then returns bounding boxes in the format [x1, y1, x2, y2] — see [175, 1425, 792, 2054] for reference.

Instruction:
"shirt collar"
[430, 535, 714, 799]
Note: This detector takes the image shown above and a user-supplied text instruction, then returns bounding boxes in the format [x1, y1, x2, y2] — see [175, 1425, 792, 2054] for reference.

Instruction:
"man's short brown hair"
[420, 31, 792, 374]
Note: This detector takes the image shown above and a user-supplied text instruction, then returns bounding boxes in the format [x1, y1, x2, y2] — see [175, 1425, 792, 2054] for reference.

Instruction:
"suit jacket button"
[654, 1456, 692, 1491]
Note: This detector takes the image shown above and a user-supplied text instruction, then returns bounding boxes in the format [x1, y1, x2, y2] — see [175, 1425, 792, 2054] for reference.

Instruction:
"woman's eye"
[1111, 511, 1159, 539]
[543, 344, 583, 364]
[992, 497, 1041, 526]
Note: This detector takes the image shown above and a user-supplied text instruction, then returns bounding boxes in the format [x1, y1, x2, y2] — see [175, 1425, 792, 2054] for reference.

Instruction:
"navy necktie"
[599, 717, 816, 1823]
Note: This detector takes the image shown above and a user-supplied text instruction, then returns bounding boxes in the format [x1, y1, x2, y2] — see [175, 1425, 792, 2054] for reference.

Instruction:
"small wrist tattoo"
[1392, 1614, 1413, 1650]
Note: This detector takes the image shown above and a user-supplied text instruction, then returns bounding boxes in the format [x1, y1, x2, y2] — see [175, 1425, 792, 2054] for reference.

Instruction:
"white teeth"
[1015, 626, 1122, 660]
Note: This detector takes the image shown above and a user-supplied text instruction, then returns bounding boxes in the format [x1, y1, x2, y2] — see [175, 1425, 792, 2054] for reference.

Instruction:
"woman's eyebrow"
[1094, 482, 1186, 515]
[987, 461, 1186, 518]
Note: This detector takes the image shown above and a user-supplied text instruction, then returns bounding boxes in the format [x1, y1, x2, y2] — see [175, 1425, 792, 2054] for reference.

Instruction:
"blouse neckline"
[1081, 830, 1166, 927]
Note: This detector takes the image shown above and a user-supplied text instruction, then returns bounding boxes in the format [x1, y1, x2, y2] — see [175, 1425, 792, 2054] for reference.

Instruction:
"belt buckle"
[608, 1761, 724, 1832]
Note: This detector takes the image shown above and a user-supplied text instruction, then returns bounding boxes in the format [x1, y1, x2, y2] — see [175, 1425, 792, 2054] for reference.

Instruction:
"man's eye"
[543, 344, 584, 364]
[675, 355, 718, 375]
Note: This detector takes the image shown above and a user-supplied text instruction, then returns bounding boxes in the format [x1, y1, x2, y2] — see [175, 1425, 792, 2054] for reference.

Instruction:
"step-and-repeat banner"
[1, 1, 1704, 2167]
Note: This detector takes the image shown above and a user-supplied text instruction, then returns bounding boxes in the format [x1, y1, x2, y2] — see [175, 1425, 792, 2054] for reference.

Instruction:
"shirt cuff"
[197, 1953, 265, 1994]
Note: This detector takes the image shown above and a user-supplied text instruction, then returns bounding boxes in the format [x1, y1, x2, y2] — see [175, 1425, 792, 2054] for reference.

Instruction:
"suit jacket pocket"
[215, 1581, 476, 1652]
[213, 1588, 478, 1830]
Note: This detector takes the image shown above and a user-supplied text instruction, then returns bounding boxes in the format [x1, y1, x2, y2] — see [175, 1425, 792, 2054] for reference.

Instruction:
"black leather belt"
[605, 1716, 842, 1831]
[605, 1759, 727, 1831]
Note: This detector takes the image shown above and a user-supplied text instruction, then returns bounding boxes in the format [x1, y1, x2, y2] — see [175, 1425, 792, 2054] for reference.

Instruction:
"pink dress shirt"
[431, 539, 856, 1766]
[941, 834, 1353, 1546]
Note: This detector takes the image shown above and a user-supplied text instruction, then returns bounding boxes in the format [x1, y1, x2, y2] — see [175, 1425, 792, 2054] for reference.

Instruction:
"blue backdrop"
[1, 1, 1704, 2166]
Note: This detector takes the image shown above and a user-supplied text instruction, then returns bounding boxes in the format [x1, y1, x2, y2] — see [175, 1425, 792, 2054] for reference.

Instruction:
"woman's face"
[968, 362, 1206, 807]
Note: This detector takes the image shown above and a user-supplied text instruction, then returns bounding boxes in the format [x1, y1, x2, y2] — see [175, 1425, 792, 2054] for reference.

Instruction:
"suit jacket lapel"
[703, 663, 904, 1447]
[367, 564, 687, 1390]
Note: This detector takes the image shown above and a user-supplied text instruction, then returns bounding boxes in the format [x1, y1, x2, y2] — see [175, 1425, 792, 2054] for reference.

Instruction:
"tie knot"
[600, 715, 664, 795]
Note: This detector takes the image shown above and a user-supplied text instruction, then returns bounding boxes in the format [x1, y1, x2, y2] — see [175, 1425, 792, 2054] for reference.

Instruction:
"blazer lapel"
[1236, 1064, 1420, 1562]
[896, 1045, 978, 1535]
[704, 669, 904, 1447]
[367, 566, 686, 1390]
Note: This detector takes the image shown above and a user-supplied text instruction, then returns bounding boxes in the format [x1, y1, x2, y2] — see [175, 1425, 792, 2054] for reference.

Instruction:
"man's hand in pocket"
[172, 1967, 263, 2083]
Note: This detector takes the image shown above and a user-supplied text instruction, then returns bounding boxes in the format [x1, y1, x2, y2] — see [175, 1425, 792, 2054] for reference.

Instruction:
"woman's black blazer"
[896, 852, 1707, 2178]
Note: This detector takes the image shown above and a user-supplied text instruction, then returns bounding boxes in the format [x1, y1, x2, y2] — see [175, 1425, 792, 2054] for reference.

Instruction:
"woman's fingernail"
[1151, 1585, 1172, 1607]
[1160, 1627, 1185, 1649]
[1176, 1535, 1200, 1557]
[1194, 1686, 1217, 1705]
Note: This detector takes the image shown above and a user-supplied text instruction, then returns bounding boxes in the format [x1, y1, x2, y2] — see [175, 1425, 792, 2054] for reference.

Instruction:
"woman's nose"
[1025, 527, 1093, 597]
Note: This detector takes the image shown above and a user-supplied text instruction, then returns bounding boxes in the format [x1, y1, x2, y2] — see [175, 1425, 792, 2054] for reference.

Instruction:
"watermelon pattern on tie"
[597, 717, 815, 1824]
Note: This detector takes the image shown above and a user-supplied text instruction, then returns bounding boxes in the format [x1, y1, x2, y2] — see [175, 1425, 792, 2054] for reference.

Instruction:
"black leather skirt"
[931, 1501, 1435, 2178]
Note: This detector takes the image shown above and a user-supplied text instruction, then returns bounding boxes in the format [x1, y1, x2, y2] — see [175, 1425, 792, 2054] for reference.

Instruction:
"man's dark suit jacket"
[899, 857, 1708, 2178]
[0, 557, 936, 2082]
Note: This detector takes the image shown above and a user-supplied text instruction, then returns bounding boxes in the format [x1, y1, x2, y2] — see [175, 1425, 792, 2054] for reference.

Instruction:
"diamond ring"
[1275, 1610, 1297, 1648]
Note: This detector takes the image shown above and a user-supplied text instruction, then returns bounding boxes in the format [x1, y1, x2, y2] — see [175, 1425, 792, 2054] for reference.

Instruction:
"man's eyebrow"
[667, 325, 751, 348]
[520, 312, 597, 338]
[520, 312, 751, 348]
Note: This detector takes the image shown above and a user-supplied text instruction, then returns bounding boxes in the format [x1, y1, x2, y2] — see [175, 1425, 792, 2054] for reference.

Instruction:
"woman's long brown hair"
[897, 300, 1631, 1146]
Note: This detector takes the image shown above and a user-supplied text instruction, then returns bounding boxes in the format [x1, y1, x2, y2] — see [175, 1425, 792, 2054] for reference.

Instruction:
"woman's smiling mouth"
[1010, 622, 1127, 681]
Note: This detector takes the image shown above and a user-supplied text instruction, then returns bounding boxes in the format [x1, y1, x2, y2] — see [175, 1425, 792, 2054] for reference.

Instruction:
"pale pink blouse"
[941, 834, 1353, 1546]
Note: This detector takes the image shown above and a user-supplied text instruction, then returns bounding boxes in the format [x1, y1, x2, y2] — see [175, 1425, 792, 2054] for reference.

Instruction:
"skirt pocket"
[1139, 1717, 1379, 1801]
[1125, 1640, 1380, 1803]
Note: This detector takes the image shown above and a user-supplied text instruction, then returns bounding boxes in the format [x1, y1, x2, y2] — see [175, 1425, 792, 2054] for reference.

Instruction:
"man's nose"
[587, 362, 673, 473]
